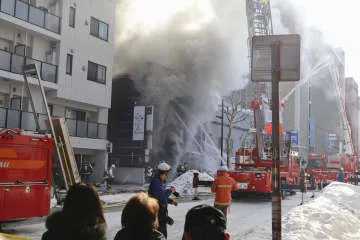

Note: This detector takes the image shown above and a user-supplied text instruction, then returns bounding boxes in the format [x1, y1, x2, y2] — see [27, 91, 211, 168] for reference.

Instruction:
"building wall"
[56, 0, 115, 108]
[0, 0, 116, 183]
[345, 77, 358, 157]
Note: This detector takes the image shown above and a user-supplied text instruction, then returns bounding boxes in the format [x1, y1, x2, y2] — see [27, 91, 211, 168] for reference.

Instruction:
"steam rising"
[114, 0, 249, 170]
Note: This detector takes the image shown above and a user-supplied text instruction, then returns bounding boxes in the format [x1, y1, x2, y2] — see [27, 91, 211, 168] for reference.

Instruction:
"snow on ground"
[2, 182, 360, 240]
[283, 182, 360, 240]
[170, 170, 214, 196]
[100, 193, 135, 204]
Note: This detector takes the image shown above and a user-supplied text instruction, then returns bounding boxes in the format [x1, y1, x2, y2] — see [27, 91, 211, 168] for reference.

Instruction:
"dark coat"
[193, 174, 200, 188]
[148, 177, 173, 223]
[114, 228, 165, 240]
[41, 211, 106, 240]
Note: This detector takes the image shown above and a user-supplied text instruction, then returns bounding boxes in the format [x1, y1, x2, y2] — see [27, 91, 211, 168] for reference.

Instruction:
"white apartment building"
[0, 0, 116, 182]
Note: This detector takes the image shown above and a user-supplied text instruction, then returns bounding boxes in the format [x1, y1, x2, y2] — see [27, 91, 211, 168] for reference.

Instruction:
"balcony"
[0, 49, 57, 83]
[0, 107, 107, 139]
[0, 0, 61, 34]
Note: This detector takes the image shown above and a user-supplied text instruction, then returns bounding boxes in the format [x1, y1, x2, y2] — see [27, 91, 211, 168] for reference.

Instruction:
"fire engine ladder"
[22, 64, 81, 190]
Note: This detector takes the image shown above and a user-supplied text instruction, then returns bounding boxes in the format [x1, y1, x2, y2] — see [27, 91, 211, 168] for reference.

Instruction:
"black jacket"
[41, 211, 107, 240]
[114, 228, 165, 240]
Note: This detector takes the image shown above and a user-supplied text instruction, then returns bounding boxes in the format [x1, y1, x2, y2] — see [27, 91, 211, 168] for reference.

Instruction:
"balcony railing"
[0, 107, 107, 139]
[0, 0, 61, 34]
[0, 49, 57, 83]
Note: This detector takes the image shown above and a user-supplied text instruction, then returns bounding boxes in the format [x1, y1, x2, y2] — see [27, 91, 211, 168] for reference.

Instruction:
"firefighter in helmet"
[148, 162, 178, 238]
[211, 165, 238, 221]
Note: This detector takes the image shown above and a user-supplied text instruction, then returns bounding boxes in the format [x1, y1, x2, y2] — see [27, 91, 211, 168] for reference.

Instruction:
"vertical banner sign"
[309, 116, 315, 148]
[132, 106, 145, 141]
[145, 106, 154, 150]
[145, 106, 154, 131]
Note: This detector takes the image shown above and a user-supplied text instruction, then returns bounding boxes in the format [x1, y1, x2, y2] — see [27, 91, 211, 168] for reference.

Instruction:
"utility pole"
[221, 99, 224, 157]
[271, 41, 281, 240]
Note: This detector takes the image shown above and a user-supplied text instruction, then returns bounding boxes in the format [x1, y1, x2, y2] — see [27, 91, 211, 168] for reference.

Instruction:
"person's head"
[121, 192, 159, 231]
[182, 204, 228, 240]
[62, 184, 105, 227]
[217, 166, 228, 176]
[157, 162, 171, 181]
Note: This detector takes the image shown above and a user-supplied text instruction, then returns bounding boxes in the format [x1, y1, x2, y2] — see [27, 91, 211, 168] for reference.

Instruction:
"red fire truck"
[307, 153, 358, 188]
[228, 100, 301, 198]
[0, 129, 54, 221]
[0, 64, 80, 223]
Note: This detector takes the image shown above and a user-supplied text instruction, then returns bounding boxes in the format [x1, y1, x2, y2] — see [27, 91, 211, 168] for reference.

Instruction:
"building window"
[66, 54, 73, 75]
[87, 61, 106, 84]
[69, 7, 76, 28]
[90, 17, 108, 41]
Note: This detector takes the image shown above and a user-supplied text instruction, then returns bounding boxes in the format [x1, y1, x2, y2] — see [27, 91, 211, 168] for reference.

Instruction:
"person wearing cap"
[192, 171, 200, 201]
[148, 162, 178, 238]
[211, 165, 238, 221]
[182, 204, 230, 240]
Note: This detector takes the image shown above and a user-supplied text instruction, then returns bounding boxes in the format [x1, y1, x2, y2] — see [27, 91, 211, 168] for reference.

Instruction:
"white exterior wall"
[0, 0, 116, 183]
[57, 0, 115, 108]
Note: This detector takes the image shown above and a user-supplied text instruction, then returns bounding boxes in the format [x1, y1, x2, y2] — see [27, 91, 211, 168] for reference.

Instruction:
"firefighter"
[211, 165, 238, 221]
[338, 168, 345, 182]
[148, 162, 178, 239]
[192, 170, 200, 201]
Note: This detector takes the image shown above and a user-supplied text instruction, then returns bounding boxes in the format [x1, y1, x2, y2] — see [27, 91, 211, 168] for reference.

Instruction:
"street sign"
[251, 34, 301, 240]
[251, 34, 301, 82]
[290, 131, 298, 145]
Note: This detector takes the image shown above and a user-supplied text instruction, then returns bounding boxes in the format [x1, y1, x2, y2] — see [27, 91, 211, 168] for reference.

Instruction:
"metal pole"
[271, 41, 281, 240]
[221, 99, 224, 157]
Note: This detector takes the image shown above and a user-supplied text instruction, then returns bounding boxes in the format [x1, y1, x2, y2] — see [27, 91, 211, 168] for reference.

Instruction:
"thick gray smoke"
[114, 0, 249, 170]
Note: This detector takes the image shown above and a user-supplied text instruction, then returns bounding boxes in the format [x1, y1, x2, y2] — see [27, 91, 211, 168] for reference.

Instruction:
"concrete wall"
[115, 167, 145, 184]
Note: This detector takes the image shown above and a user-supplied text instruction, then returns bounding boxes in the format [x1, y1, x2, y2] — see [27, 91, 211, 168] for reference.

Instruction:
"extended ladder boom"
[22, 64, 81, 189]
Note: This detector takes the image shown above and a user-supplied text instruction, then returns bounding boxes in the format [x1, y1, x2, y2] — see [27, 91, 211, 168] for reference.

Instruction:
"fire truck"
[228, 100, 301, 198]
[0, 64, 80, 223]
[307, 153, 358, 189]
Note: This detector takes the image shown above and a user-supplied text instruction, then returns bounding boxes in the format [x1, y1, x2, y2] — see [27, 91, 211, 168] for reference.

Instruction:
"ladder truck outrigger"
[0, 64, 81, 223]
[228, 100, 301, 198]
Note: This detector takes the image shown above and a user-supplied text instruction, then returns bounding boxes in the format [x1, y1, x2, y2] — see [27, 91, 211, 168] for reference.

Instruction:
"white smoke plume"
[114, 0, 249, 170]
[272, 0, 344, 101]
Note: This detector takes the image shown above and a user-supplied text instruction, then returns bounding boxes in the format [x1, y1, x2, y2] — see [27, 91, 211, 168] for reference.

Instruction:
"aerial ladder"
[22, 64, 81, 190]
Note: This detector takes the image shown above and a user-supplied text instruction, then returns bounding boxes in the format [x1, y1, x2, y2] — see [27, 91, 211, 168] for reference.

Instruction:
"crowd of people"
[42, 161, 236, 240]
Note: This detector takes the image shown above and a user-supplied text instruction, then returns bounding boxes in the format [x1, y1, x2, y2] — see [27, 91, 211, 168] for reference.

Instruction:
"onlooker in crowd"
[41, 184, 106, 240]
[192, 171, 200, 201]
[182, 204, 230, 240]
[211, 165, 238, 221]
[148, 162, 178, 238]
[338, 167, 345, 182]
[114, 192, 165, 240]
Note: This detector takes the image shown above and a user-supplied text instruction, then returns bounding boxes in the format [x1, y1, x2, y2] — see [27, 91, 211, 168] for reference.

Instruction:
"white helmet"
[218, 166, 228, 172]
[157, 162, 171, 172]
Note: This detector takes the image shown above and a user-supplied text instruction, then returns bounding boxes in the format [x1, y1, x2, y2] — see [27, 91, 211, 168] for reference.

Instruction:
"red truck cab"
[0, 128, 54, 222]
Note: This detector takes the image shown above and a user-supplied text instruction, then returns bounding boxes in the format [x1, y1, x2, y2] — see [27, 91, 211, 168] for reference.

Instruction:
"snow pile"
[283, 182, 360, 240]
[170, 170, 214, 196]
